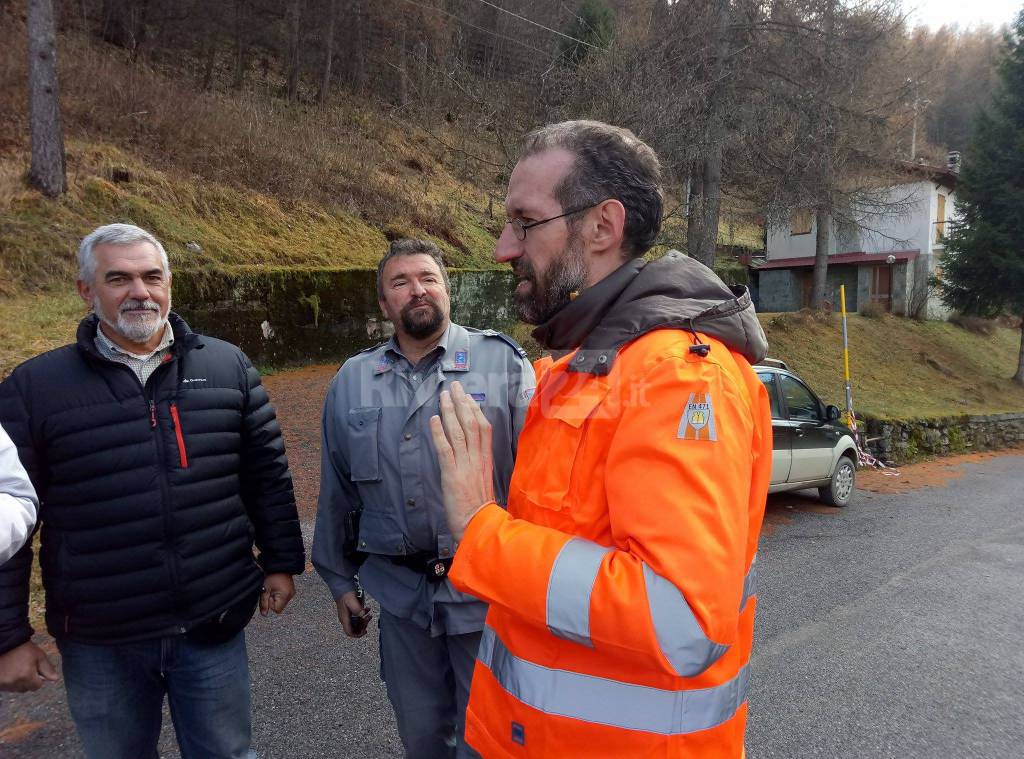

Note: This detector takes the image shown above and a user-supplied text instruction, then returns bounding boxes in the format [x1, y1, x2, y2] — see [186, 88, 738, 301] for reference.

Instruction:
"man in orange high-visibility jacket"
[429, 120, 773, 758]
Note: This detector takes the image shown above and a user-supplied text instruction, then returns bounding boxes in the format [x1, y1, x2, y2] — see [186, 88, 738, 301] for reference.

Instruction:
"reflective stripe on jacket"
[449, 327, 773, 758]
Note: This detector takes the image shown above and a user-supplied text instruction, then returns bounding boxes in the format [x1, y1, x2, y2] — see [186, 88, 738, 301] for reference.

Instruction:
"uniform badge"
[677, 392, 717, 441]
[454, 350, 468, 370]
[374, 355, 393, 374]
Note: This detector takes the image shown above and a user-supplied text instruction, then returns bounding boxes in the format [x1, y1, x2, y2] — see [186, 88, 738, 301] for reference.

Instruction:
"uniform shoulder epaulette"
[355, 340, 387, 355]
[343, 341, 388, 369]
[472, 328, 528, 358]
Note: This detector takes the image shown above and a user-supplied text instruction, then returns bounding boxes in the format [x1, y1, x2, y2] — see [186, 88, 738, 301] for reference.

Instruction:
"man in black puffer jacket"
[0, 223, 305, 759]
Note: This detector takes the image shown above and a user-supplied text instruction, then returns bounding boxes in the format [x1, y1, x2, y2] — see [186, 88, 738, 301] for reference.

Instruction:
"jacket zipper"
[169, 403, 189, 468]
[147, 366, 186, 634]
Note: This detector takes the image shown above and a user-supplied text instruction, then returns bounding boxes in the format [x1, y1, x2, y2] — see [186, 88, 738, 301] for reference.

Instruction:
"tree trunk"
[318, 0, 337, 105]
[1015, 316, 1024, 384]
[691, 0, 731, 270]
[232, 0, 248, 90]
[200, 27, 218, 90]
[354, 1, 365, 92]
[286, 0, 301, 102]
[100, 0, 130, 47]
[686, 165, 705, 259]
[398, 25, 409, 106]
[810, 0, 837, 310]
[28, 0, 67, 198]
[811, 209, 831, 309]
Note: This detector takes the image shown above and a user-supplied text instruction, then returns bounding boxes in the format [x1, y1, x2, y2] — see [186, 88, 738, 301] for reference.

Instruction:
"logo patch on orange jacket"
[677, 392, 717, 441]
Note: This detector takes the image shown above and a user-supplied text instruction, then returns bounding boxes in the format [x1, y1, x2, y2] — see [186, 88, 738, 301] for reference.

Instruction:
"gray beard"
[95, 297, 170, 345]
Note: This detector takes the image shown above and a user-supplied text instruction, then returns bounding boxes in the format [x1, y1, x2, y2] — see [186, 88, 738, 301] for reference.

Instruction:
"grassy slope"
[760, 312, 1024, 419]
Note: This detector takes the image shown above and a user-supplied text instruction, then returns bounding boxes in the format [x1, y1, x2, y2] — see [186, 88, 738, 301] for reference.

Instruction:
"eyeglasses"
[506, 200, 608, 241]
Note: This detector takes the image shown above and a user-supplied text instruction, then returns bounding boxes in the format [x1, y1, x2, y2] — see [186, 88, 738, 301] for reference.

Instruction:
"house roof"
[752, 249, 920, 270]
[898, 160, 959, 191]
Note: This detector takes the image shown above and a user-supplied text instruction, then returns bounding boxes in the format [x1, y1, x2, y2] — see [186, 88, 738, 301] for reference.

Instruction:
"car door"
[778, 374, 835, 481]
[757, 371, 791, 485]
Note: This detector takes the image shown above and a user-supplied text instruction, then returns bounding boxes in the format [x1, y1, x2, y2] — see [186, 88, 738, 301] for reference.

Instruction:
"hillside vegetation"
[3, 17, 1022, 419]
[1, 19, 513, 293]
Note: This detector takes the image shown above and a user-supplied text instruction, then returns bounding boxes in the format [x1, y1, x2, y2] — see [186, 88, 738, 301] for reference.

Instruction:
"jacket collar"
[531, 251, 768, 375]
[378, 322, 470, 373]
[76, 311, 201, 360]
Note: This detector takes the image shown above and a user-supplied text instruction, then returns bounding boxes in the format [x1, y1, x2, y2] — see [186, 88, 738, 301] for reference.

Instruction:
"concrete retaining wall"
[174, 268, 517, 366]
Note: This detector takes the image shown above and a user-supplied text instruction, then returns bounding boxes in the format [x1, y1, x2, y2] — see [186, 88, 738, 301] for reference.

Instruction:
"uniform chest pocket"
[511, 374, 611, 514]
[348, 407, 382, 482]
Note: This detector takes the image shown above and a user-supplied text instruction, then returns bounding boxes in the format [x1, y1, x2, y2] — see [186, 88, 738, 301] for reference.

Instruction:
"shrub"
[859, 301, 886, 319]
[949, 313, 997, 336]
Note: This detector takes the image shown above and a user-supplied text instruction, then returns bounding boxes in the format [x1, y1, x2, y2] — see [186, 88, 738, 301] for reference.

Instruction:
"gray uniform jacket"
[312, 323, 535, 636]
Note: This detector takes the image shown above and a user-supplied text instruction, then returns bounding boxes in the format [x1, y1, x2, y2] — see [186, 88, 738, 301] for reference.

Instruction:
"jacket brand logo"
[182, 378, 207, 384]
[678, 392, 718, 441]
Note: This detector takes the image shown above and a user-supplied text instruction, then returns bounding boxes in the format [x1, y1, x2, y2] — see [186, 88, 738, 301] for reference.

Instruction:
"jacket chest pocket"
[511, 373, 611, 516]
[348, 407, 383, 482]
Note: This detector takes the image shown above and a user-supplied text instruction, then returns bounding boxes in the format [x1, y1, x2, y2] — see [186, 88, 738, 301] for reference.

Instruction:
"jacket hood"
[532, 250, 768, 375]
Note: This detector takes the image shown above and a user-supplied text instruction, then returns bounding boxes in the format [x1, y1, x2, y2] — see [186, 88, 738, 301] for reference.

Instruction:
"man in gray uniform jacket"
[312, 238, 535, 759]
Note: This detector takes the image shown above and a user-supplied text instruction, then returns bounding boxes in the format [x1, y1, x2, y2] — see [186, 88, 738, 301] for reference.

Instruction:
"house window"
[935, 194, 946, 242]
[791, 209, 812, 235]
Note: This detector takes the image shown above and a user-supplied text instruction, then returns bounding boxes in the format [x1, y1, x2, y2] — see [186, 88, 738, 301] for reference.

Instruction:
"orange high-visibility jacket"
[449, 327, 773, 758]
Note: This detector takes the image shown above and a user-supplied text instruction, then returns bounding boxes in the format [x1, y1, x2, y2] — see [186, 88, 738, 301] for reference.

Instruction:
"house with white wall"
[752, 156, 959, 318]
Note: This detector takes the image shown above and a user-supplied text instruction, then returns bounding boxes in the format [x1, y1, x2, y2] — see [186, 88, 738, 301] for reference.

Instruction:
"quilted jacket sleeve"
[238, 352, 305, 575]
[0, 370, 38, 655]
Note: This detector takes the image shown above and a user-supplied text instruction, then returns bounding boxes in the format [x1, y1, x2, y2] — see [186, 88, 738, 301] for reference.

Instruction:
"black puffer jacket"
[0, 313, 304, 653]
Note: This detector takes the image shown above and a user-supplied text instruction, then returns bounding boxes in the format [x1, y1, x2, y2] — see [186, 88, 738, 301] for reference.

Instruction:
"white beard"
[95, 296, 170, 344]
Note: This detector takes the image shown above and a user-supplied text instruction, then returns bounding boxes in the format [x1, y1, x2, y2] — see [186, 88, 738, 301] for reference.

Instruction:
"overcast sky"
[905, 0, 1021, 30]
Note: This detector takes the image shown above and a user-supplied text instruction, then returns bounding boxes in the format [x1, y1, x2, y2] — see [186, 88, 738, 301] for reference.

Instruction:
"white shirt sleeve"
[0, 422, 37, 565]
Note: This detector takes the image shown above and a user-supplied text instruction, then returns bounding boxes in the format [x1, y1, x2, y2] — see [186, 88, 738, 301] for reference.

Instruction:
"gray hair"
[77, 223, 171, 283]
[519, 120, 664, 257]
[376, 239, 450, 299]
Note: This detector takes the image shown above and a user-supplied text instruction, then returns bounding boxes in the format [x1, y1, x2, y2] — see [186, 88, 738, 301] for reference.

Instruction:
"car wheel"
[819, 455, 856, 507]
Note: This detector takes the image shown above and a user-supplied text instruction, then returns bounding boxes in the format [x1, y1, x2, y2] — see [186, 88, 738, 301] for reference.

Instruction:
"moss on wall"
[174, 268, 517, 365]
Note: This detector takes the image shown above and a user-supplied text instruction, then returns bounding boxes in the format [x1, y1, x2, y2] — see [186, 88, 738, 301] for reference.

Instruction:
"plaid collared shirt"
[94, 322, 175, 386]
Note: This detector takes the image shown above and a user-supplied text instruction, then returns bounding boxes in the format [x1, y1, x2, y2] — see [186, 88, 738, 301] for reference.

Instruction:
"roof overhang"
[753, 249, 920, 270]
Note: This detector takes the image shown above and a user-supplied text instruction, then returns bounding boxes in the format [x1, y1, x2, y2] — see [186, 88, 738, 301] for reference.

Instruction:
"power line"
[393, 0, 553, 56]
[469, 0, 604, 50]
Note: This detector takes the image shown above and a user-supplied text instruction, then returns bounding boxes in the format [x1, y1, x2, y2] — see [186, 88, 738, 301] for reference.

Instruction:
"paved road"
[2, 452, 1021, 757]
[748, 452, 1024, 759]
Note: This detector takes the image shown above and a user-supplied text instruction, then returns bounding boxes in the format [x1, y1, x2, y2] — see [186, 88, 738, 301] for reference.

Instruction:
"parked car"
[754, 359, 858, 506]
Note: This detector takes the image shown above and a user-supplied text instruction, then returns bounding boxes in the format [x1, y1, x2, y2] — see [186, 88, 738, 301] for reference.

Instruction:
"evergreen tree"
[939, 10, 1024, 383]
[561, 0, 615, 69]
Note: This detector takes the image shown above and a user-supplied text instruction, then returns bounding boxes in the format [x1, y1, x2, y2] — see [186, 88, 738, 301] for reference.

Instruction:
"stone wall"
[757, 269, 802, 312]
[863, 413, 1024, 464]
[173, 268, 517, 366]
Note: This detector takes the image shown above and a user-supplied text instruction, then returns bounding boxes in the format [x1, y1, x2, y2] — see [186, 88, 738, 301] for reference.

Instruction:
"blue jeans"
[58, 631, 256, 759]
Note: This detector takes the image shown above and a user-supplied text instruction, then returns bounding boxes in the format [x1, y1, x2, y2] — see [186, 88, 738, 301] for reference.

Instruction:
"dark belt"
[384, 552, 453, 582]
